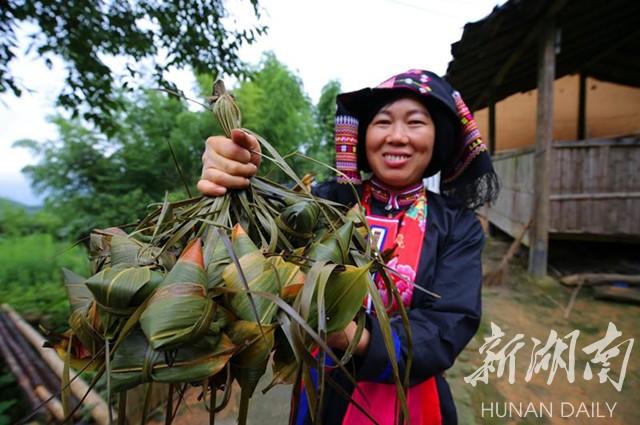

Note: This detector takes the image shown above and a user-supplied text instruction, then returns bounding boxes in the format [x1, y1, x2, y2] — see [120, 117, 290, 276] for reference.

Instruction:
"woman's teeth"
[384, 154, 409, 161]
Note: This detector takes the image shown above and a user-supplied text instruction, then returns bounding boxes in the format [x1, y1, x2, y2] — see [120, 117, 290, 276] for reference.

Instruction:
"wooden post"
[488, 96, 497, 155]
[528, 21, 556, 278]
[577, 72, 587, 140]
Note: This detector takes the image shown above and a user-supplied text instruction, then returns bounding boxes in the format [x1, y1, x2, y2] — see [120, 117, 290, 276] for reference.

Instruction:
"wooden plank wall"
[549, 136, 640, 238]
[482, 148, 535, 246]
[485, 135, 640, 242]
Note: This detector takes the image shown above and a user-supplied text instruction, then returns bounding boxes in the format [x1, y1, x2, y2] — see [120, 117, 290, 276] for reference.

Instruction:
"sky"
[0, 0, 506, 206]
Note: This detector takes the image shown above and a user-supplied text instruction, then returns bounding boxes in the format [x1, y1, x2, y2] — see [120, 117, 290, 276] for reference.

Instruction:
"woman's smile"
[382, 152, 412, 166]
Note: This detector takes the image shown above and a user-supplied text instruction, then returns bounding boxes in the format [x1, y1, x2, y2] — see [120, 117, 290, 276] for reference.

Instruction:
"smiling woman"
[199, 69, 499, 424]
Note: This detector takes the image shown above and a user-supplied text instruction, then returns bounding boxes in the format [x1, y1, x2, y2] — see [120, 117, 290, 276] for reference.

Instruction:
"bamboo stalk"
[0, 313, 45, 416]
[0, 313, 70, 421]
[34, 385, 66, 422]
[1, 304, 112, 425]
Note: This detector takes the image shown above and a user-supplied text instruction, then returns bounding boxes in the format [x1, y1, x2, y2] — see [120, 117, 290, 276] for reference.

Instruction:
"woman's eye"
[373, 119, 391, 125]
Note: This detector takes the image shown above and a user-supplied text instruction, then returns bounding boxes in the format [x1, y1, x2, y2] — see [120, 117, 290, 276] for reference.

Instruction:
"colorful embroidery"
[335, 114, 360, 183]
[362, 181, 428, 316]
[443, 91, 488, 183]
[369, 177, 424, 210]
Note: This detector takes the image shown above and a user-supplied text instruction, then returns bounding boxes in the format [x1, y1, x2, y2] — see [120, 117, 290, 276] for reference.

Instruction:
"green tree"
[311, 80, 341, 181]
[0, 199, 61, 237]
[15, 90, 220, 239]
[233, 53, 321, 182]
[0, 0, 266, 134]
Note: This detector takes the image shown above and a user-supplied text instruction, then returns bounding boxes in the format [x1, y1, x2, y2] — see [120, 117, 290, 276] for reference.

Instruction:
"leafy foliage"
[16, 54, 341, 239]
[0, 0, 266, 133]
[233, 53, 322, 182]
[0, 232, 89, 330]
[15, 90, 220, 239]
[311, 80, 341, 180]
[0, 198, 59, 236]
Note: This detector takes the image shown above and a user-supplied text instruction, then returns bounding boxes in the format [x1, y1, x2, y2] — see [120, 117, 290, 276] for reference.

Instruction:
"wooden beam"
[550, 192, 640, 201]
[470, 0, 570, 110]
[560, 273, 640, 287]
[577, 72, 587, 140]
[488, 97, 496, 154]
[528, 21, 556, 278]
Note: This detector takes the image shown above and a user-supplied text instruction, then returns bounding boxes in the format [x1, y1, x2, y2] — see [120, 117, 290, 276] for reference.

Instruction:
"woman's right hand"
[197, 129, 261, 196]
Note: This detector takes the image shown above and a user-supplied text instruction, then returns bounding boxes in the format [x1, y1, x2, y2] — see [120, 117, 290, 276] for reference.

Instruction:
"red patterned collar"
[368, 177, 424, 211]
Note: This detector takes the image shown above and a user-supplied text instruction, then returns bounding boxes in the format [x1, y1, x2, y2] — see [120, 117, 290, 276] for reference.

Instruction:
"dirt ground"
[446, 234, 640, 425]
[147, 234, 640, 424]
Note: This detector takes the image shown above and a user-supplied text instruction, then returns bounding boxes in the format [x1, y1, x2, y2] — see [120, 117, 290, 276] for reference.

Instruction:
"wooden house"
[445, 0, 640, 276]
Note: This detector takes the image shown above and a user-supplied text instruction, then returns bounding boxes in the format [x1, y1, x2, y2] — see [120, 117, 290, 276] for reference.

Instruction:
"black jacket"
[295, 180, 483, 425]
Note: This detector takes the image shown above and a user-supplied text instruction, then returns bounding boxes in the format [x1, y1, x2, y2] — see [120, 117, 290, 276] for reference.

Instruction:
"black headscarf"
[334, 69, 499, 209]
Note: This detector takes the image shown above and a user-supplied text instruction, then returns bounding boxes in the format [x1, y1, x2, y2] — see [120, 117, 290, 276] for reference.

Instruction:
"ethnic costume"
[295, 70, 498, 425]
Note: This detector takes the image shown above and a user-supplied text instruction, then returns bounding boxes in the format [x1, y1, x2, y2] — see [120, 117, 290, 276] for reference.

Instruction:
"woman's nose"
[385, 123, 409, 144]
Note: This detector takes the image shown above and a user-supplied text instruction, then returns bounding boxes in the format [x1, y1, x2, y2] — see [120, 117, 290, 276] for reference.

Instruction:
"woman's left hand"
[327, 321, 370, 356]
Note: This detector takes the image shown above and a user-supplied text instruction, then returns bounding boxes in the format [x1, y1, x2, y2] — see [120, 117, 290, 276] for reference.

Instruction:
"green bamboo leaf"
[202, 222, 223, 264]
[89, 227, 128, 270]
[207, 241, 232, 290]
[63, 268, 91, 313]
[244, 129, 308, 197]
[150, 192, 172, 243]
[218, 228, 265, 331]
[228, 321, 276, 368]
[305, 221, 354, 265]
[376, 266, 415, 393]
[364, 274, 409, 421]
[270, 256, 305, 303]
[275, 201, 320, 243]
[228, 321, 276, 425]
[223, 252, 279, 324]
[85, 265, 161, 335]
[140, 283, 216, 350]
[111, 235, 144, 266]
[140, 240, 217, 350]
[263, 329, 298, 392]
[245, 290, 361, 388]
[231, 223, 259, 257]
[222, 250, 266, 288]
[85, 265, 154, 308]
[110, 329, 235, 393]
[63, 268, 104, 353]
[235, 190, 269, 248]
[160, 239, 207, 287]
[211, 80, 241, 137]
[321, 263, 372, 333]
[310, 264, 334, 424]
[154, 333, 235, 383]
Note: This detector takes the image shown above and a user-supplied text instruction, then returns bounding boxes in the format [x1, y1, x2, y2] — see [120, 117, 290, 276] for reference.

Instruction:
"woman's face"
[365, 97, 435, 190]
